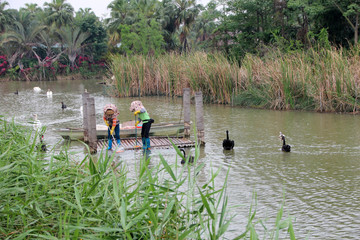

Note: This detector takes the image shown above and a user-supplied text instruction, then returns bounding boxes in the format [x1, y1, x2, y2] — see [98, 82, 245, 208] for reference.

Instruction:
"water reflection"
[1, 79, 360, 239]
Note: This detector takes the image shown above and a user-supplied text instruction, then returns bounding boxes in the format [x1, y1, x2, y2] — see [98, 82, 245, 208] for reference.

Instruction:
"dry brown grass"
[109, 47, 360, 112]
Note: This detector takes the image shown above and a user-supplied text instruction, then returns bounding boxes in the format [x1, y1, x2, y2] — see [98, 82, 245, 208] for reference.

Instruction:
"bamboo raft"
[97, 136, 195, 150]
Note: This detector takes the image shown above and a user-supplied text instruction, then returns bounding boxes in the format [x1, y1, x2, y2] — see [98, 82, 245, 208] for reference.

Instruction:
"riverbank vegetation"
[1, 0, 360, 112]
[109, 45, 360, 112]
[0, 117, 296, 239]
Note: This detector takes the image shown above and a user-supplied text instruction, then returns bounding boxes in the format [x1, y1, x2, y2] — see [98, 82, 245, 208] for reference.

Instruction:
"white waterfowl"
[47, 89, 53, 97]
[33, 87, 41, 93]
[33, 114, 42, 131]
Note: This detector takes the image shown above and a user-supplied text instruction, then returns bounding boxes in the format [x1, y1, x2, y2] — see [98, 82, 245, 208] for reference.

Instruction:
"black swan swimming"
[61, 102, 67, 109]
[279, 132, 291, 152]
[180, 148, 194, 164]
[222, 130, 234, 150]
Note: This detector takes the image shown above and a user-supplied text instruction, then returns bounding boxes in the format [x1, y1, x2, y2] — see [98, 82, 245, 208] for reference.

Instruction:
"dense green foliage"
[3, 0, 359, 70]
[0, 117, 234, 238]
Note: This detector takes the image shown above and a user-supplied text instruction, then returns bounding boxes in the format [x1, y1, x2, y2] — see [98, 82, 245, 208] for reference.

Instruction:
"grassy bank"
[0, 117, 233, 239]
[0, 117, 296, 239]
[109, 48, 360, 113]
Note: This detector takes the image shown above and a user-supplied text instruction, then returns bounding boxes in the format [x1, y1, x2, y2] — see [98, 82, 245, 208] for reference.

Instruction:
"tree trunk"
[355, 13, 359, 45]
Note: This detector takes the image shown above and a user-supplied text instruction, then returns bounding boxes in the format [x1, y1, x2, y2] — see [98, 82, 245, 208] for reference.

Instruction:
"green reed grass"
[0, 117, 296, 239]
[109, 47, 360, 112]
[109, 52, 241, 104]
[0, 117, 234, 239]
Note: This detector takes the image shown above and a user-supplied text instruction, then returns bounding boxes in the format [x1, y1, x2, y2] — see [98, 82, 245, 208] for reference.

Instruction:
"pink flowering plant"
[0, 55, 8, 75]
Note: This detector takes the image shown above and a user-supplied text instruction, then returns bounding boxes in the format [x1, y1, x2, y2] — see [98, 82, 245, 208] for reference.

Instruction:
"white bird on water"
[47, 89, 53, 97]
[33, 114, 42, 131]
[33, 87, 41, 93]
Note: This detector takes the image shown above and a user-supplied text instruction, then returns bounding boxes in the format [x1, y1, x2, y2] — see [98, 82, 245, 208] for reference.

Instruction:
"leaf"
[163, 199, 175, 221]
[198, 187, 214, 219]
[125, 209, 148, 230]
[148, 207, 158, 229]
[120, 198, 127, 230]
[74, 185, 83, 214]
[112, 172, 120, 206]
[288, 221, 296, 240]
[159, 154, 176, 181]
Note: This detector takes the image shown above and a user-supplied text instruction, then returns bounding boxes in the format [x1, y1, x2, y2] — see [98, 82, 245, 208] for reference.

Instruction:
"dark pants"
[141, 121, 152, 149]
[141, 121, 152, 138]
[108, 124, 120, 141]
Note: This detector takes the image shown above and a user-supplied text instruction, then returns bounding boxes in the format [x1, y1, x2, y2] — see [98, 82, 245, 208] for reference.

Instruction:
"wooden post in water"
[82, 92, 89, 142]
[183, 88, 191, 138]
[87, 97, 97, 154]
[195, 91, 205, 146]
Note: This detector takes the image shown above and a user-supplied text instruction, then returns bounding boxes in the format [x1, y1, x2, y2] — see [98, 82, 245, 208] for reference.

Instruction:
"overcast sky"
[7, 0, 210, 19]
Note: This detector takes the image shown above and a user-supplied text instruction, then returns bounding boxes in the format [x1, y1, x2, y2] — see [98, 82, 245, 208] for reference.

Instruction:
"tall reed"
[0, 117, 233, 239]
[109, 47, 360, 112]
[109, 52, 241, 103]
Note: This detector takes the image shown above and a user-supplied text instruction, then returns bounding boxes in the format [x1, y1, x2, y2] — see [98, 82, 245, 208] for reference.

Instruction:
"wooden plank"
[183, 88, 191, 137]
[97, 136, 195, 150]
[87, 97, 97, 153]
[82, 92, 89, 142]
[195, 91, 205, 146]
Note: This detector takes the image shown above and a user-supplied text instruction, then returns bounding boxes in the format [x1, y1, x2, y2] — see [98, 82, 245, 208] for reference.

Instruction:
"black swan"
[222, 130, 234, 150]
[279, 132, 291, 152]
[61, 102, 67, 109]
[14, 90, 18, 95]
[180, 149, 194, 164]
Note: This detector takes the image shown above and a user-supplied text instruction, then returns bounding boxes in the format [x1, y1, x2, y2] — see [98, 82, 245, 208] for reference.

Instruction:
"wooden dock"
[82, 89, 203, 154]
[97, 136, 195, 150]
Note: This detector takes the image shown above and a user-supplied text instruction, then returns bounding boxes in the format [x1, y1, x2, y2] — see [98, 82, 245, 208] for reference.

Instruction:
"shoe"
[117, 139, 121, 145]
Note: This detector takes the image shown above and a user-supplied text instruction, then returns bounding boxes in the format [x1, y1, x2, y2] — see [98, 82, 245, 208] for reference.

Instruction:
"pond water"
[1, 79, 359, 239]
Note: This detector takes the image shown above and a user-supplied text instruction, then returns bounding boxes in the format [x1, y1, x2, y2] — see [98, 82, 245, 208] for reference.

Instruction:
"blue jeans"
[108, 124, 120, 142]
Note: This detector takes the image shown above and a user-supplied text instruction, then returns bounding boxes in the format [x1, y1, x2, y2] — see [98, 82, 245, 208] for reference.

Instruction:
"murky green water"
[1, 79, 359, 239]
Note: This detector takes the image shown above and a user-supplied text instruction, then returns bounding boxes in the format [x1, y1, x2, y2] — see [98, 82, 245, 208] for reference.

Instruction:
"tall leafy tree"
[106, 0, 136, 46]
[22, 3, 41, 14]
[332, 0, 360, 45]
[190, 0, 220, 49]
[57, 25, 90, 67]
[44, 0, 74, 28]
[0, 0, 12, 33]
[0, 11, 46, 68]
[158, 0, 179, 50]
[173, 0, 200, 53]
[74, 9, 107, 61]
[120, 16, 164, 56]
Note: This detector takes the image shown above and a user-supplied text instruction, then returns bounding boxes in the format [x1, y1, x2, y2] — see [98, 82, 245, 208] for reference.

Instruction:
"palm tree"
[22, 3, 41, 14]
[173, 0, 200, 53]
[0, 0, 11, 33]
[106, 0, 134, 46]
[57, 26, 90, 68]
[158, 0, 179, 50]
[0, 12, 46, 68]
[191, 1, 219, 43]
[44, 0, 74, 28]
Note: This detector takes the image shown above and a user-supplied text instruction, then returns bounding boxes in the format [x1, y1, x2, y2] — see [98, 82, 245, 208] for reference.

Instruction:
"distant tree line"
[0, 0, 359, 80]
